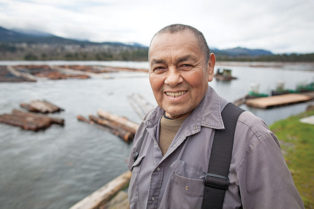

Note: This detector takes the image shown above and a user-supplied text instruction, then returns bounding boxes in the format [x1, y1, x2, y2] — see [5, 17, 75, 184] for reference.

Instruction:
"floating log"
[70, 171, 131, 209]
[20, 100, 64, 114]
[77, 115, 94, 124]
[246, 93, 312, 109]
[89, 115, 134, 142]
[100, 191, 129, 209]
[97, 110, 139, 134]
[0, 66, 36, 82]
[13, 65, 90, 80]
[34, 71, 90, 80]
[128, 93, 154, 119]
[0, 109, 64, 131]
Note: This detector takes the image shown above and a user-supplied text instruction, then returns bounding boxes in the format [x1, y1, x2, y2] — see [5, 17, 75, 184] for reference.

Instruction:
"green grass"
[270, 110, 314, 209]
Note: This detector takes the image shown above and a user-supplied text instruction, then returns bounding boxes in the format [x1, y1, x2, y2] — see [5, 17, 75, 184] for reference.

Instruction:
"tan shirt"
[159, 115, 186, 155]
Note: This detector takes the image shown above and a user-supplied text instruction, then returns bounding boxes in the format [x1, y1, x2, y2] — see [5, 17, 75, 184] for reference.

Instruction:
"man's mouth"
[164, 91, 187, 98]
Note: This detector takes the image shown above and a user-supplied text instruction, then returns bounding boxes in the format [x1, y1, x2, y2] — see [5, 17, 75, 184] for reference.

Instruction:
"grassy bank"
[270, 109, 314, 208]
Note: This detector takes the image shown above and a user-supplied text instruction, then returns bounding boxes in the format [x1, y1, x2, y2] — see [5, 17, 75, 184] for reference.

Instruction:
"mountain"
[0, 26, 145, 48]
[212, 46, 273, 57]
[2, 26, 312, 62]
[0, 26, 81, 44]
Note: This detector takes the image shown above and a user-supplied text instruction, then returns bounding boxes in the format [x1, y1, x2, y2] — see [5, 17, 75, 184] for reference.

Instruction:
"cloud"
[0, 0, 313, 53]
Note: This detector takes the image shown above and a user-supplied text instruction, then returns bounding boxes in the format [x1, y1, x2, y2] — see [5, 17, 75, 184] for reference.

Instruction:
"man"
[128, 24, 304, 209]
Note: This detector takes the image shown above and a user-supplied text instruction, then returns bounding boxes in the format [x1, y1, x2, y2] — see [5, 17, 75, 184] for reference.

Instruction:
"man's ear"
[207, 53, 216, 82]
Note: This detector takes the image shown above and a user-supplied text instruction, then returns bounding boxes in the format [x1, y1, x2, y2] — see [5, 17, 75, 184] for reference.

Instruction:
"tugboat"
[247, 83, 269, 99]
[271, 81, 295, 96]
[214, 68, 237, 81]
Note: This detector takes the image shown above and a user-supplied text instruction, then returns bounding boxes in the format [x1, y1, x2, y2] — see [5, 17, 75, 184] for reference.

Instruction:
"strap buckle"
[203, 173, 230, 190]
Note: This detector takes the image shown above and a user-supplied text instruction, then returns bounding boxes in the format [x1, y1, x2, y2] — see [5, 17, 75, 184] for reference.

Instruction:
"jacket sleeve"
[238, 129, 304, 209]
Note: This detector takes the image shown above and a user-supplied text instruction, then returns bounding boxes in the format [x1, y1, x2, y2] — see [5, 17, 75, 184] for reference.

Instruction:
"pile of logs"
[20, 100, 64, 113]
[0, 100, 65, 131]
[128, 93, 154, 119]
[58, 65, 115, 73]
[14, 65, 90, 80]
[34, 70, 90, 80]
[58, 65, 148, 73]
[77, 110, 139, 142]
[0, 66, 36, 82]
[1, 64, 149, 83]
[0, 109, 64, 131]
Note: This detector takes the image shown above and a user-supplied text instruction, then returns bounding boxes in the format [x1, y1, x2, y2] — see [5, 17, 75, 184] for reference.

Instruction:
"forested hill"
[0, 26, 313, 61]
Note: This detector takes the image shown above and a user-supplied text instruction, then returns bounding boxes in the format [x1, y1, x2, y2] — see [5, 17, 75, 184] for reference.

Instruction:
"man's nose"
[164, 66, 183, 87]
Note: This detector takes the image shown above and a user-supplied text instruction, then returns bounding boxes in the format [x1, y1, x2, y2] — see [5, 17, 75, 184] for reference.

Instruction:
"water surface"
[0, 61, 313, 209]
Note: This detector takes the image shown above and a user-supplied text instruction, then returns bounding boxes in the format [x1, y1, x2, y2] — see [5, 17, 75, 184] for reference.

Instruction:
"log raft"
[246, 93, 312, 109]
[97, 110, 139, 134]
[20, 100, 64, 113]
[128, 93, 154, 119]
[0, 109, 64, 131]
[77, 111, 138, 142]
[89, 115, 134, 142]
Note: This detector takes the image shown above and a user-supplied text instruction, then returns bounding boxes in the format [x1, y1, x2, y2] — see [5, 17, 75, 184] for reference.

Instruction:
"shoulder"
[232, 110, 281, 166]
[237, 111, 278, 144]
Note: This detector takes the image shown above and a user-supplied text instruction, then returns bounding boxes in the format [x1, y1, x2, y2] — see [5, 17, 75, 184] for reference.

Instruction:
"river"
[0, 61, 313, 209]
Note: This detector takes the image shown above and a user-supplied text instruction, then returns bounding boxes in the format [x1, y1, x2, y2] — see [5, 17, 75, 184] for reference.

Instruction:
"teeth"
[165, 91, 186, 97]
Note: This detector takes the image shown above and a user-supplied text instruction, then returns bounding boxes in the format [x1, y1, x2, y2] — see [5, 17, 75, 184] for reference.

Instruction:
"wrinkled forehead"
[149, 30, 201, 58]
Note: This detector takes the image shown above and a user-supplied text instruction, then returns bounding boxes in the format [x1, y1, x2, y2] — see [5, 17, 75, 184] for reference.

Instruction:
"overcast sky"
[0, 0, 313, 53]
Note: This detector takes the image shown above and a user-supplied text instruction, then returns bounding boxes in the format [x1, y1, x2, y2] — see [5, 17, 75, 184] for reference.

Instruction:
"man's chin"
[164, 109, 191, 119]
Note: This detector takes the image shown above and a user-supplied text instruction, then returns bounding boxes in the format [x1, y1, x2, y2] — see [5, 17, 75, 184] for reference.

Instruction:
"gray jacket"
[128, 86, 304, 209]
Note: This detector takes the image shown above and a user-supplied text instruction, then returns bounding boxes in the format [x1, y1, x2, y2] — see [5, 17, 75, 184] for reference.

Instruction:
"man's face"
[149, 30, 215, 119]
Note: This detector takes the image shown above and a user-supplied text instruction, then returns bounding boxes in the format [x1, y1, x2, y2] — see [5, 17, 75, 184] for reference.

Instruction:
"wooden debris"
[77, 115, 94, 124]
[58, 65, 115, 73]
[89, 115, 134, 142]
[97, 110, 139, 134]
[20, 100, 64, 113]
[70, 171, 131, 209]
[0, 109, 64, 131]
[0, 66, 36, 82]
[246, 93, 312, 109]
[128, 93, 154, 119]
[34, 71, 90, 80]
[14, 65, 90, 80]
[58, 65, 148, 73]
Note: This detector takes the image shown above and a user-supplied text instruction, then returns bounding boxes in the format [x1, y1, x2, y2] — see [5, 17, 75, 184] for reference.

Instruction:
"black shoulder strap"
[201, 103, 244, 209]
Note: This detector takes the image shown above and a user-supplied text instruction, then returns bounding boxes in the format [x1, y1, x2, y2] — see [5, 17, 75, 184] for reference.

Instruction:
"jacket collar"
[144, 86, 227, 130]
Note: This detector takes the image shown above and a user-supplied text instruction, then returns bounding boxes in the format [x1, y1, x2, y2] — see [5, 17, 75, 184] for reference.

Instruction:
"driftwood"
[128, 93, 154, 119]
[70, 171, 131, 209]
[20, 100, 64, 113]
[0, 109, 64, 131]
[97, 110, 139, 134]
[77, 115, 94, 124]
[89, 115, 134, 142]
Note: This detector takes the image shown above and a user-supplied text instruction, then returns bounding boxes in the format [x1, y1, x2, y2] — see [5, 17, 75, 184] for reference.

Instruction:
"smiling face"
[149, 30, 215, 119]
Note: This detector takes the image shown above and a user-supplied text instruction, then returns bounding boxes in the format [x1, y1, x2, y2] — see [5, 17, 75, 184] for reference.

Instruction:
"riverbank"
[270, 108, 314, 209]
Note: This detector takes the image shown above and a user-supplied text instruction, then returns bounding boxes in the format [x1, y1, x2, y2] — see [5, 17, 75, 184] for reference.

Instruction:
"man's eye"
[153, 67, 166, 73]
[179, 64, 193, 70]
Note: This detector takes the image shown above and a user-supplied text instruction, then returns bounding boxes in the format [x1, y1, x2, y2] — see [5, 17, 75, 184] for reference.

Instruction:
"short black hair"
[150, 24, 210, 62]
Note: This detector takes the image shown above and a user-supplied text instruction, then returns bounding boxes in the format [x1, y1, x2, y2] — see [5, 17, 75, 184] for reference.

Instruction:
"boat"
[214, 68, 237, 81]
